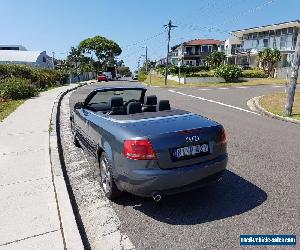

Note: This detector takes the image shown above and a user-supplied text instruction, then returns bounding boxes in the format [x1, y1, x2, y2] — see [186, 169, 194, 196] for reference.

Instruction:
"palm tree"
[206, 51, 226, 69]
[257, 48, 281, 77]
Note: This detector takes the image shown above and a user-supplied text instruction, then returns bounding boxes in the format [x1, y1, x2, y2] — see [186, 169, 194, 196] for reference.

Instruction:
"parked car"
[116, 74, 122, 79]
[97, 74, 108, 82]
[70, 86, 228, 201]
[132, 74, 138, 80]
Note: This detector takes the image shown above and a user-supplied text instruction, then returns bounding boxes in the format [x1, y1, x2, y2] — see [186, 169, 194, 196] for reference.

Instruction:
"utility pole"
[163, 20, 177, 86]
[52, 51, 55, 69]
[145, 46, 148, 72]
[285, 34, 300, 116]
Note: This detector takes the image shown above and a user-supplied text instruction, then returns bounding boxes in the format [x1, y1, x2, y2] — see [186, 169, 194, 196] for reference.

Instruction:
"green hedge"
[242, 69, 268, 78]
[0, 64, 68, 89]
[0, 77, 38, 100]
[0, 64, 69, 100]
[168, 65, 209, 75]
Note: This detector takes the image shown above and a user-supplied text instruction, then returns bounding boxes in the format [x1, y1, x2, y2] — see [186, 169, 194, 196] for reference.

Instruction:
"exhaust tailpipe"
[152, 193, 162, 202]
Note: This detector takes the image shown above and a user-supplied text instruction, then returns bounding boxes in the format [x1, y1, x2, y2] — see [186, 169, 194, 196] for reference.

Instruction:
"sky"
[1, 0, 300, 71]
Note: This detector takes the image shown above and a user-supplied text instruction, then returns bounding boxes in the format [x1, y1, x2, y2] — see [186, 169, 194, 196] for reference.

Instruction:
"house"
[226, 20, 300, 68]
[0, 45, 54, 69]
[170, 39, 224, 67]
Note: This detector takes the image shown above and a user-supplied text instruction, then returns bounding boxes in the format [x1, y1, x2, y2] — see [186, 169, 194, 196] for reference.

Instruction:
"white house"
[0, 45, 54, 69]
[226, 20, 300, 67]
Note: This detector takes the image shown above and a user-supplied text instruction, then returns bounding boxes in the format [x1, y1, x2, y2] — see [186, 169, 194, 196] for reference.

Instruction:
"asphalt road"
[69, 80, 299, 249]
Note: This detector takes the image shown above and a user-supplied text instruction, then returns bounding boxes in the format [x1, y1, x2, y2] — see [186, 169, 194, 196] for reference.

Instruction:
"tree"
[67, 46, 82, 76]
[78, 36, 122, 73]
[257, 48, 281, 77]
[206, 51, 226, 69]
[117, 66, 132, 77]
[285, 34, 300, 116]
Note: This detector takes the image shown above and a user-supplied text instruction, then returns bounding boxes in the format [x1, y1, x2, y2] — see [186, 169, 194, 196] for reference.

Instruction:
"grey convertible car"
[71, 86, 228, 201]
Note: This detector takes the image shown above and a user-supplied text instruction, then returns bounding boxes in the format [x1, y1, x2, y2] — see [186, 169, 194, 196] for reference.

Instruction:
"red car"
[97, 74, 108, 82]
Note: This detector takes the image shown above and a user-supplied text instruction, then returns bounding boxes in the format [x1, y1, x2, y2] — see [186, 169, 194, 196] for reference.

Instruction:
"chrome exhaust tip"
[152, 193, 162, 202]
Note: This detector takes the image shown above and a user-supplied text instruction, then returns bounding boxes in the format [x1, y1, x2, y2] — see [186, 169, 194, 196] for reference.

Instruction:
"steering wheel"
[123, 99, 140, 109]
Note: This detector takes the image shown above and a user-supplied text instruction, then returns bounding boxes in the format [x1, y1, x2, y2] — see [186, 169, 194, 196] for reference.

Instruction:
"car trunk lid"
[132, 113, 223, 169]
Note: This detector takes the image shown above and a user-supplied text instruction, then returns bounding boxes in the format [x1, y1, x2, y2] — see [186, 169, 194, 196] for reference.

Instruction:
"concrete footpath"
[0, 85, 84, 249]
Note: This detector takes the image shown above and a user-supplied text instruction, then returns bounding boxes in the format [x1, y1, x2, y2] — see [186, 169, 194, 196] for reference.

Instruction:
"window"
[288, 27, 294, 34]
[275, 29, 281, 36]
[263, 38, 269, 47]
[185, 60, 194, 66]
[252, 32, 258, 39]
[281, 28, 287, 35]
[186, 47, 192, 55]
[208, 45, 212, 52]
[201, 45, 208, 52]
[269, 30, 275, 36]
[42, 57, 47, 62]
[280, 36, 287, 49]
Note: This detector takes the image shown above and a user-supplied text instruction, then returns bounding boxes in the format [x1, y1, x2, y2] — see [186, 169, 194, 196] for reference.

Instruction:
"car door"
[74, 107, 91, 150]
[86, 110, 103, 156]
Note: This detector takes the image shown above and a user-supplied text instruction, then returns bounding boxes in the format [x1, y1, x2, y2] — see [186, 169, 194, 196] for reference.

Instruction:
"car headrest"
[144, 95, 157, 106]
[127, 102, 142, 114]
[110, 96, 123, 109]
[158, 100, 170, 111]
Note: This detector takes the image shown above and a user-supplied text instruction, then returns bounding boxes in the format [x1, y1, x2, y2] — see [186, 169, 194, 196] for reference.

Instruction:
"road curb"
[49, 81, 93, 250]
[247, 96, 300, 125]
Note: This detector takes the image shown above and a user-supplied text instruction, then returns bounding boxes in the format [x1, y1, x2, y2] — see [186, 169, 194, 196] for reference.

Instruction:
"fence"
[275, 67, 300, 79]
[68, 72, 96, 83]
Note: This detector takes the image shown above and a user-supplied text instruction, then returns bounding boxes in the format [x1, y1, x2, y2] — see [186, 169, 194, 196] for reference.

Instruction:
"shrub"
[0, 77, 38, 100]
[168, 65, 210, 75]
[0, 64, 68, 88]
[214, 64, 242, 82]
[138, 71, 148, 82]
[242, 69, 268, 78]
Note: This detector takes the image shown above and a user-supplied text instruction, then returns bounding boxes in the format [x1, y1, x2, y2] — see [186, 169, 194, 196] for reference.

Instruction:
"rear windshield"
[87, 89, 143, 109]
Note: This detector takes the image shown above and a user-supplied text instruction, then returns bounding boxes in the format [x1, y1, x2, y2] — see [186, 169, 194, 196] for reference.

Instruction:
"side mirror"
[74, 102, 83, 109]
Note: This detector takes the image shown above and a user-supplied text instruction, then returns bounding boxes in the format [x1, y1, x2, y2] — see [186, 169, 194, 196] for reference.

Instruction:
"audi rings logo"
[186, 135, 201, 143]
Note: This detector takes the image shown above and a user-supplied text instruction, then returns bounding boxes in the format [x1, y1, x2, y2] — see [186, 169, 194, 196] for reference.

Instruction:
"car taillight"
[220, 127, 226, 143]
[124, 139, 156, 160]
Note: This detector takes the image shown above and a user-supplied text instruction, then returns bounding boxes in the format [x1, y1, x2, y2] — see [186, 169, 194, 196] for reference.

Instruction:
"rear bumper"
[116, 154, 228, 197]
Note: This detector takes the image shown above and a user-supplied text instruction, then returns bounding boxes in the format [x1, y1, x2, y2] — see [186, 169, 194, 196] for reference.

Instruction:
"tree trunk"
[285, 34, 300, 116]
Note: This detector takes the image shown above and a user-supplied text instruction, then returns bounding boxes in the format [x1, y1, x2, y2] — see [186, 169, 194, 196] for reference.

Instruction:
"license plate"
[171, 143, 209, 161]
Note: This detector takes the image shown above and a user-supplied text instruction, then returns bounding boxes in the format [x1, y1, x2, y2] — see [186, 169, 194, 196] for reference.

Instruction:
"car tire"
[99, 153, 121, 200]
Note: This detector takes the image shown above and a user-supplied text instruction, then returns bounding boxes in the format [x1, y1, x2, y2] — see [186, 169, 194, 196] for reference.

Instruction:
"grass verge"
[0, 84, 67, 122]
[0, 99, 25, 122]
[259, 92, 300, 120]
[144, 74, 291, 88]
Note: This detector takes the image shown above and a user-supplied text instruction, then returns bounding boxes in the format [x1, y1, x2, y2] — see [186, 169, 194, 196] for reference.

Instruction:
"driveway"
[68, 81, 299, 249]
